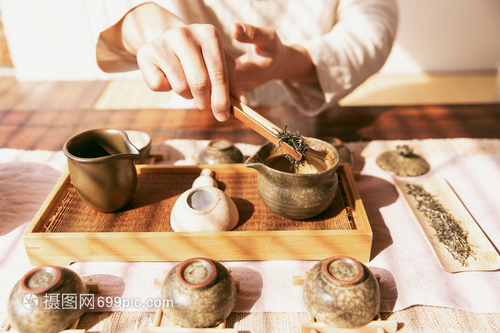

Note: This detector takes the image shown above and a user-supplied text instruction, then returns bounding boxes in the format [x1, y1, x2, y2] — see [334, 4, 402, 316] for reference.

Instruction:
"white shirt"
[98, 0, 398, 115]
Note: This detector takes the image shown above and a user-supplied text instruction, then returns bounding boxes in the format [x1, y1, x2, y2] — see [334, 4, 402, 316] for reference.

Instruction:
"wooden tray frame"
[23, 164, 372, 265]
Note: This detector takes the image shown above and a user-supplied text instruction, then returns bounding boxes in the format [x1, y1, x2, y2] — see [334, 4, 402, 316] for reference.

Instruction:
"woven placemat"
[41, 170, 355, 233]
[68, 309, 500, 332]
[2, 309, 499, 333]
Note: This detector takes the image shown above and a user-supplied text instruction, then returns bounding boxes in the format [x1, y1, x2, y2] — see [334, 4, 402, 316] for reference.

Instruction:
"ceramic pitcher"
[63, 128, 140, 212]
[245, 137, 340, 220]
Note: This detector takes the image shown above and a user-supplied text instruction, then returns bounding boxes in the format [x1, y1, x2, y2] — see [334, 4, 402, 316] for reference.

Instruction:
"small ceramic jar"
[161, 257, 237, 328]
[197, 139, 244, 164]
[303, 256, 380, 328]
[170, 186, 239, 232]
[7, 266, 87, 333]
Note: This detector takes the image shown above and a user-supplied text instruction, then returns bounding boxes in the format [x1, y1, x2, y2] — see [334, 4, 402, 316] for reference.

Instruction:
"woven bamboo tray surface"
[40, 170, 355, 234]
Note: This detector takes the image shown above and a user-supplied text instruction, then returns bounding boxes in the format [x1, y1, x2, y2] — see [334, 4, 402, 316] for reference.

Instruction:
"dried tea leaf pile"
[275, 126, 308, 167]
[406, 183, 476, 267]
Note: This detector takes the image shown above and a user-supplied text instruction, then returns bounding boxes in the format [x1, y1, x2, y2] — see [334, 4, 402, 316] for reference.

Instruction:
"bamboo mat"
[42, 171, 354, 234]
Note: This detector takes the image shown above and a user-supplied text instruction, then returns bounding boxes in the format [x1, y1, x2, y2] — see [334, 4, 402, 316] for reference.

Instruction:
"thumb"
[234, 23, 276, 53]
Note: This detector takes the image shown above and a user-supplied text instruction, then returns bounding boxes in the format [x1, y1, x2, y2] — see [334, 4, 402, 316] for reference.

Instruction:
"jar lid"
[322, 256, 364, 285]
[376, 145, 430, 177]
[177, 258, 217, 289]
[21, 266, 62, 294]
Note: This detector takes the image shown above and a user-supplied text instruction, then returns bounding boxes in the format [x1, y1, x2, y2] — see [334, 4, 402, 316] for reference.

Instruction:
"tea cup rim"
[63, 128, 140, 163]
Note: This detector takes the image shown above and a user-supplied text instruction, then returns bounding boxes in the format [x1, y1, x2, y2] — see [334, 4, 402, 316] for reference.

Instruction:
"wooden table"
[1, 77, 500, 332]
[0, 80, 499, 151]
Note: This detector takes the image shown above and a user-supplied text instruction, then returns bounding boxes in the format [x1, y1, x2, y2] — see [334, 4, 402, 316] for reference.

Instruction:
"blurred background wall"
[0, 0, 499, 81]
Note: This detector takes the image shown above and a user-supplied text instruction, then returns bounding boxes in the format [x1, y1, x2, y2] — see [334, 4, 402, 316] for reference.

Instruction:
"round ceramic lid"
[376, 145, 430, 177]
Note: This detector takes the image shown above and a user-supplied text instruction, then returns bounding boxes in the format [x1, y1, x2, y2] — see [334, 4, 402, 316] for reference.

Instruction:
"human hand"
[234, 23, 317, 92]
[136, 24, 244, 122]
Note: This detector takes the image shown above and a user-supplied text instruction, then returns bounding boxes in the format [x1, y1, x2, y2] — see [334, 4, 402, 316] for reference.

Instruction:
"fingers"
[234, 23, 277, 54]
[137, 24, 238, 122]
[137, 42, 193, 99]
[198, 27, 230, 121]
[226, 54, 247, 104]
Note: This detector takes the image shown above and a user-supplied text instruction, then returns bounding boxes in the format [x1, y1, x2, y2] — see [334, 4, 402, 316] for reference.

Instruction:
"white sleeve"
[281, 0, 398, 116]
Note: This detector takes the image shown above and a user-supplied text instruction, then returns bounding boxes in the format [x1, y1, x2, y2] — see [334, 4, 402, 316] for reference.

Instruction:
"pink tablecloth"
[1, 139, 499, 314]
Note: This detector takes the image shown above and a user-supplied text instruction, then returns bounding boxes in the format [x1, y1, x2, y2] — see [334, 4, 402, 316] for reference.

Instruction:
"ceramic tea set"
[62, 128, 341, 223]
[7, 255, 380, 331]
[50, 129, 387, 329]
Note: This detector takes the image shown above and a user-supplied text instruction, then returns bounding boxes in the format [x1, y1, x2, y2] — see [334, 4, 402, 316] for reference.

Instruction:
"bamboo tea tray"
[23, 163, 372, 265]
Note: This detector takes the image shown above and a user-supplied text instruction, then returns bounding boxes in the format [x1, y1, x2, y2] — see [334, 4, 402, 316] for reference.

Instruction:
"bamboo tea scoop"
[230, 96, 303, 161]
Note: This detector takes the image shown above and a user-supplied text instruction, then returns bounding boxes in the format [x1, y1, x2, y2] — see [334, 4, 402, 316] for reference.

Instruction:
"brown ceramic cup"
[7, 266, 87, 333]
[161, 257, 237, 328]
[303, 256, 380, 328]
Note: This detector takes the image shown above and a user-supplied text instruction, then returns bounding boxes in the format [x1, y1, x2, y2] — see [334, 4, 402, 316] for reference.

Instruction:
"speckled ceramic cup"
[303, 256, 380, 328]
[197, 139, 244, 164]
[161, 257, 237, 328]
[7, 266, 87, 333]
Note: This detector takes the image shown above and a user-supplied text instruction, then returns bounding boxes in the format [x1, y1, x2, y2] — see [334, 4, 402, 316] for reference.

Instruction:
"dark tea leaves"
[406, 183, 475, 267]
[275, 126, 308, 167]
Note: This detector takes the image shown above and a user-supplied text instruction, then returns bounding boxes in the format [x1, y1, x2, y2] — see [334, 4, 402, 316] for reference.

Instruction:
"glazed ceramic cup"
[161, 257, 237, 328]
[7, 266, 87, 333]
[63, 128, 140, 212]
[197, 139, 244, 164]
[245, 137, 340, 220]
[303, 256, 380, 328]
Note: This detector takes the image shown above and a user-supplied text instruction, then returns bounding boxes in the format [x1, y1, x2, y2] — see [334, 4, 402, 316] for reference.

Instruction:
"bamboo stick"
[230, 97, 302, 161]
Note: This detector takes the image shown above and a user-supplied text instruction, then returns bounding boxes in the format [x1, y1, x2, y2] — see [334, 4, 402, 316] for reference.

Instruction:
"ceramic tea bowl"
[161, 257, 237, 328]
[170, 186, 239, 232]
[197, 139, 244, 164]
[63, 128, 140, 212]
[245, 137, 339, 220]
[7, 266, 87, 333]
[303, 256, 380, 328]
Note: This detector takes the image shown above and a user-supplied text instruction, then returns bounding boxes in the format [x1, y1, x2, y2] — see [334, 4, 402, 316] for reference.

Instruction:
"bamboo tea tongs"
[230, 97, 303, 161]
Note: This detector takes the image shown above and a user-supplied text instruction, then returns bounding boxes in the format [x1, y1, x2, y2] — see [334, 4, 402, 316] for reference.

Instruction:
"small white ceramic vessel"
[192, 169, 219, 188]
[170, 186, 239, 232]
